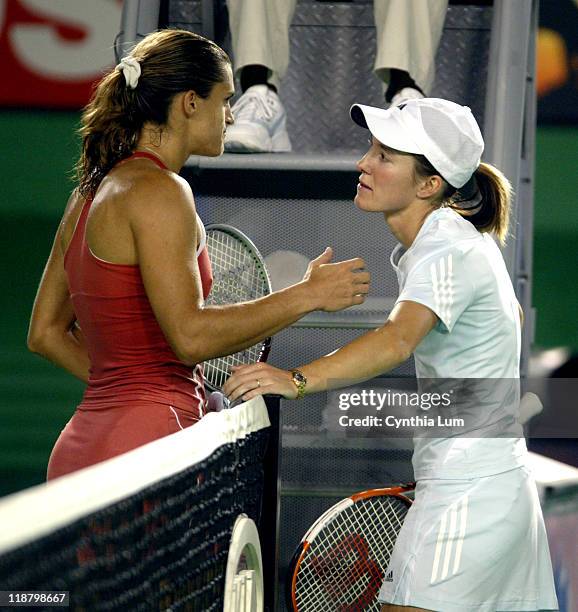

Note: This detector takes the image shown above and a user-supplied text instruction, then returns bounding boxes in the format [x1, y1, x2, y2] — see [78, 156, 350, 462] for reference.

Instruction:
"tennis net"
[0, 398, 270, 611]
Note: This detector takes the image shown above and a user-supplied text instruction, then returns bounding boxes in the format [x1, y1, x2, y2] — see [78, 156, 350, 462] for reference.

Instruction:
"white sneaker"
[389, 87, 425, 108]
[225, 85, 292, 153]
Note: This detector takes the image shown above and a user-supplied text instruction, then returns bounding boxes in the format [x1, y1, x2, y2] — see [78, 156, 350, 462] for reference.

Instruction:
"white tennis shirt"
[391, 207, 527, 480]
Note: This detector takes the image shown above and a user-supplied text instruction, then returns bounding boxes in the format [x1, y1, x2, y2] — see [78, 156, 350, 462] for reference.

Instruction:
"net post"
[260, 395, 282, 611]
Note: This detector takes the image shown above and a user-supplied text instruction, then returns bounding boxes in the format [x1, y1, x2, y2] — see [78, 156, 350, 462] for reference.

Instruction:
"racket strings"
[204, 229, 271, 390]
[207, 233, 266, 302]
[295, 496, 409, 611]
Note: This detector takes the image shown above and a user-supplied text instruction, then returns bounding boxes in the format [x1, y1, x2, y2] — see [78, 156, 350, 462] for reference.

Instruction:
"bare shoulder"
[85, 161, 198, 264]
[113, 163, 197, 226]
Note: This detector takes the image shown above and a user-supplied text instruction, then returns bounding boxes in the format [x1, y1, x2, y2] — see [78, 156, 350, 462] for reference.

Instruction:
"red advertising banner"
[1, 0, 577, 120]
[0, 0, 122, 109]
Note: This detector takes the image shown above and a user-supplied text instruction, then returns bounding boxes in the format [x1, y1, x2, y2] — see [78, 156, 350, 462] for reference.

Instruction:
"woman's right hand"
[302, 247, 370, 311]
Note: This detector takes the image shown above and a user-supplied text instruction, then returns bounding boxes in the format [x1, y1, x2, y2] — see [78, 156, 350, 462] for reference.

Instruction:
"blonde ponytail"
[466, 162, 512, 245]
[413, 153, 513, 245]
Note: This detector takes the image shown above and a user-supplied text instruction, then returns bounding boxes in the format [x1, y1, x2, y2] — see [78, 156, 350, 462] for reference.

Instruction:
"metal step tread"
[186, 152, 360, 172]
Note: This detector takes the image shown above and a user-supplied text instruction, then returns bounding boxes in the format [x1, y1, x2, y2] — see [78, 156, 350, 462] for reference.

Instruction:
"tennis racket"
[286, 483, 415, 612]
[203, 224, 272, 392]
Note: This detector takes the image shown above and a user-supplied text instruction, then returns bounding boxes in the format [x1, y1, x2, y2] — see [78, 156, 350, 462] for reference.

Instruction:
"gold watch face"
[292, 371, 307, 385]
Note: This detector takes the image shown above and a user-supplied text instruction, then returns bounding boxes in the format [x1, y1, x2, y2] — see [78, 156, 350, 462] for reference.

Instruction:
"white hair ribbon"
[117, 56, 141, 89]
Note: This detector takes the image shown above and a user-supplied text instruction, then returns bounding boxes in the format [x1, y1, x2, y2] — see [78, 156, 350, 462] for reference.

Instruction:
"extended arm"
[223, 300, 437, 401]
[131, 174, 370, 365]
[28, 173, 369, 378]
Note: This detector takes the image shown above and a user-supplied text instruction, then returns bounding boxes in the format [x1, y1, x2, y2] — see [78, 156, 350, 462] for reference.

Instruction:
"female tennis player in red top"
[27, 29, 369, 481]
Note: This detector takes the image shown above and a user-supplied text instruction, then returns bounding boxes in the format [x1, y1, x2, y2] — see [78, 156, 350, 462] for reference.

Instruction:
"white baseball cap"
[350, 98, 484, 188]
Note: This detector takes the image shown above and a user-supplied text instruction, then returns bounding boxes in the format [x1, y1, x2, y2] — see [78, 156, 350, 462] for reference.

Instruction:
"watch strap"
[290, 369, 307, 400]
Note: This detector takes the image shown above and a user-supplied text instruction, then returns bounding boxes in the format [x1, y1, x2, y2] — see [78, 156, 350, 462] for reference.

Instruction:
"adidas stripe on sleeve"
[396, 250, 474, 334]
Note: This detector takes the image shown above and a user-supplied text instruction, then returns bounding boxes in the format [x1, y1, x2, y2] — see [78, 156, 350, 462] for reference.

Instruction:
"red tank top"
[64, 152, 213, 413]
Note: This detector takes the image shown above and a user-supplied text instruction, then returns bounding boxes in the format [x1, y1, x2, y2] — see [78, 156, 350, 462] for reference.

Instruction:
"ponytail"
[75, 69, 141, 198]
[75, 29, 230, 199]
[412, 154, 512, 245]
[457, 162, 512, 245]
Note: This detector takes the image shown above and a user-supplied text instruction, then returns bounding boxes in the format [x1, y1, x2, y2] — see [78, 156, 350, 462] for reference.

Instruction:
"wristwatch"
[290, 370, 307, 400]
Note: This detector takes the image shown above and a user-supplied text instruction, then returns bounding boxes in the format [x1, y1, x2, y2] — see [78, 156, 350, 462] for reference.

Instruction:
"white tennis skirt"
[378, 465, 559, 611]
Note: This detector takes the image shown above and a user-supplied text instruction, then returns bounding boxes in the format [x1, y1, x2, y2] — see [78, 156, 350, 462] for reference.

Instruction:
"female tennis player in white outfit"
[224, 98, 559, 611]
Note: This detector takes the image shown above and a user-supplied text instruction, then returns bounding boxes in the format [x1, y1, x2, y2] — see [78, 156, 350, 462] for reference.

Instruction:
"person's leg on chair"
[225, 0, 296, 152]
[373, 0, 448, 106]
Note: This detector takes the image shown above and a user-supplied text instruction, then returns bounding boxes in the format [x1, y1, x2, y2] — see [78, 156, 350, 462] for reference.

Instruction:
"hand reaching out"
[303, 247, 370, 312]
[222, 248, 370, 404]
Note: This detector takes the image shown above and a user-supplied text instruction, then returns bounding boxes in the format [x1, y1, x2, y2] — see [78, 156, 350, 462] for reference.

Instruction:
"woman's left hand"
[223, 363, 298, 403]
